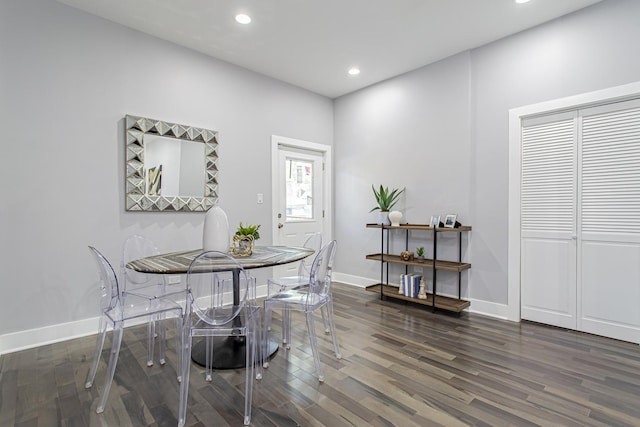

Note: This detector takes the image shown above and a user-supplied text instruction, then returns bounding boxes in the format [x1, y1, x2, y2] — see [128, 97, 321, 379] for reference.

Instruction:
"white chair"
[85, 246, 183, 414]
[263, 240, 341, 382]
[178, 251, 261, 426]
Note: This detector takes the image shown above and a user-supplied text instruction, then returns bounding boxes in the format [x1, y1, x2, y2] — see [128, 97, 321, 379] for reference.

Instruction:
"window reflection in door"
[285, 158, 313, 220]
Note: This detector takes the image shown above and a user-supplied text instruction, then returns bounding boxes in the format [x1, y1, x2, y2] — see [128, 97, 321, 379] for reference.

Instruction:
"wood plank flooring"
[2, 282, 640, 426]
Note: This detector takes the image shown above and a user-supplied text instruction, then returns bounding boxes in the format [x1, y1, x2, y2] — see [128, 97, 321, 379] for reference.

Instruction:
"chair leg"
[96, 322, 124, 413]
[325, 301, 342, 359]
[158, 313, 167, 365]
[263, 304, 272, 369]
[253, 309, 263, 380]
[178, 327, 192, 427]
[283, 307, 292, 349]
[174, 316, 183, 383]
[85, 316, 108, 388]
[281, 306, 290, 346]
[147, 318, 155, 367]
[205, 336, 214, 382]
[244, 329, 254, 425]
[305, 311, 324, 382]
[320, 306, 330, 333]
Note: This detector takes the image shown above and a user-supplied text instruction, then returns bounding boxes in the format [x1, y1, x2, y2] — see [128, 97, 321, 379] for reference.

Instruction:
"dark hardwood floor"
[2, 283, 640, 426]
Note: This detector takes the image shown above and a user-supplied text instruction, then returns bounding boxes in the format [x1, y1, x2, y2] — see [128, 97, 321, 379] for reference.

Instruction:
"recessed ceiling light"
[235, 14, 251, 24]
[515, 0, 531, 3]
[348, 68, 360, 76]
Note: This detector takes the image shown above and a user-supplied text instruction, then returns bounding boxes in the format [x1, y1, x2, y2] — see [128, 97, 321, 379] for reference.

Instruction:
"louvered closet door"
[579, 98, 640, 343]
[521, 112, 578, 329]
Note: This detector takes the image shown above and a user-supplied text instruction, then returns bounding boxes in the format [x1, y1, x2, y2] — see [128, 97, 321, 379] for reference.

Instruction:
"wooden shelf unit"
[365, 254, 471, 272]
[365, 284, 470, 312]
[365, 223, 471, 313]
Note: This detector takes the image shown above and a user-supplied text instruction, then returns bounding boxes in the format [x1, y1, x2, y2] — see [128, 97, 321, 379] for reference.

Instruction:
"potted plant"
[416, 246, 425, 261]
[370, 185, 405, 225]
[232, 222, 261, 256]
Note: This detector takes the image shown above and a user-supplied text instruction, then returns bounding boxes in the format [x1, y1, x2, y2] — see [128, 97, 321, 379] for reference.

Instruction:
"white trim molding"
[508, 81, 640, 322]
[0, 317, 101, 355]
[271, 135, 333, 242]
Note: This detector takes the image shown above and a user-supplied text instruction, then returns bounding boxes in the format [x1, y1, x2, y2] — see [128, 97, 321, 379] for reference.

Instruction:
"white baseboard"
[331, 272, 376, 288]
[467, 298, 509, 320]
[0, 275, 511, 356]
[0, 316, 102, 356]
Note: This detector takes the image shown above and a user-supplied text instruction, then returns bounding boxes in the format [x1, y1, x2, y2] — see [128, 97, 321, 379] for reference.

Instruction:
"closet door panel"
[521, 238, 576, 328]
[521, 113, 577, 328]
[579, 99, 640, 343]
[580, 241, 640, 343]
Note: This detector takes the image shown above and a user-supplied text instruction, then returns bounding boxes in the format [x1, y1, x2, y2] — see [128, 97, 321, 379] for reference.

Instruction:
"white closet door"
[579, 99, 640, 343]
[521, 112, 577, 329]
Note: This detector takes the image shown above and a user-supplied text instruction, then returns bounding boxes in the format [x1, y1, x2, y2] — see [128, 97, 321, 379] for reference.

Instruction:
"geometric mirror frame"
[125, 114, 218, 212]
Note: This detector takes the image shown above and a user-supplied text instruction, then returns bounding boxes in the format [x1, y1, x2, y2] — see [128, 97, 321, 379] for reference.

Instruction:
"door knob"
[278, 223, 284, 229]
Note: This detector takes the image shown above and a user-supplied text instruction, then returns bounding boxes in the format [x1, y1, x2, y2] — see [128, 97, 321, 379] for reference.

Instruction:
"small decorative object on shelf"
[430, 215, 440, 228]
[444, 214, 457, 228]
[416, 246, 425, 260]
[370, 185, 405, 225]
[400, 250, 414, 261]
[388, 210, 403, 227]
[231, 222, 260, 256]
[418, 276, 427, 299]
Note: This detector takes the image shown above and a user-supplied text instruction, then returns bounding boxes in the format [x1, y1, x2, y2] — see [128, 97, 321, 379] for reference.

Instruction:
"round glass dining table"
[126, 245, 314, 369]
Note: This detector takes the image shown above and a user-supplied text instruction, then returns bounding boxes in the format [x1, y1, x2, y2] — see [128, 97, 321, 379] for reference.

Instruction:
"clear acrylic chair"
[267, 232, 322, 292]
[263, 240, 341, 382]
[266, 232, 330, 344]
[84, 246, 183, 414]
[178, 251, 261, 427]
[122, 234, 183, 366]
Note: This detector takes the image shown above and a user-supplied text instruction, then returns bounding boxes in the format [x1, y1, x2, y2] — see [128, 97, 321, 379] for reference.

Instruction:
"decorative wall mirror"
[125, 115, 218, 211]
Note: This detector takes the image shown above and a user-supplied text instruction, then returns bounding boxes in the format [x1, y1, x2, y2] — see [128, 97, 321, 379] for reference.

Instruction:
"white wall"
[333, 0, 640, 314]
[0, 0, 332, 348]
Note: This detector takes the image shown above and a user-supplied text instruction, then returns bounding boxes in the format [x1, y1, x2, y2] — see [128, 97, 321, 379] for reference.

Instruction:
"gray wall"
[0, 0, 333, 337]
[334, 0, 640, 307]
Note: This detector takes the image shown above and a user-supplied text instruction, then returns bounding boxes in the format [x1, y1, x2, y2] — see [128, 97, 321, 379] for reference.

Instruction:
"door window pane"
[285, 158, 313, 220]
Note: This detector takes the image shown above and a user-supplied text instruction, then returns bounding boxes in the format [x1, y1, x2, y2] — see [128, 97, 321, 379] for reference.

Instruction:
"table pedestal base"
[191, 336, 279, 369]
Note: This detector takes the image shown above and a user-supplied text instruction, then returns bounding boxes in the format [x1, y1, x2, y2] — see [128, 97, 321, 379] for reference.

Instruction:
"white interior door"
[271, 136, 331, 278]
[578, 99, 640, 343]
[519, 98, 640, 343]
[520, 112, 578, 329]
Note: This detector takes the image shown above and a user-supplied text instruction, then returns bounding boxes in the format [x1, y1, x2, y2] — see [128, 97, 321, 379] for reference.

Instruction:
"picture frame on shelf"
[444, 214, 457, 228]
[429, 215, 440, 228]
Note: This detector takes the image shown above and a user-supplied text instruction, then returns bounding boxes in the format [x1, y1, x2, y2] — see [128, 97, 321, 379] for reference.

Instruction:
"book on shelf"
[400, 274, 421, 298]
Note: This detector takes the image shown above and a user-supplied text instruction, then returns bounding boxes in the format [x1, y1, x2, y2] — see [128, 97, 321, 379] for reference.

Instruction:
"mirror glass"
[125, 115, 218, 211]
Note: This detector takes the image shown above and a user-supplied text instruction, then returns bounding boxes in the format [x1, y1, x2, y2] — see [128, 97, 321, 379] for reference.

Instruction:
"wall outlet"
[257, 193, 264, 204]
[167, 275, 181, 284]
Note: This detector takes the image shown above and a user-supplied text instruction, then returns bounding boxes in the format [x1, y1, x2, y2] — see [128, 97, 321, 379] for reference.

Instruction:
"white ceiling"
[57, 0, 602, 99]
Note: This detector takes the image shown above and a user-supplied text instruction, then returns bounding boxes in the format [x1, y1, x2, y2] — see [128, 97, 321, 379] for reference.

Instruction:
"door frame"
[507, 81, 640, 322]
[271, 135, 333, 245]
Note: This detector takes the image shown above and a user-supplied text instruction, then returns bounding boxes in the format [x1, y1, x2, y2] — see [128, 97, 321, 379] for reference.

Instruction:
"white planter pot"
[377, 211, 390, 226]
